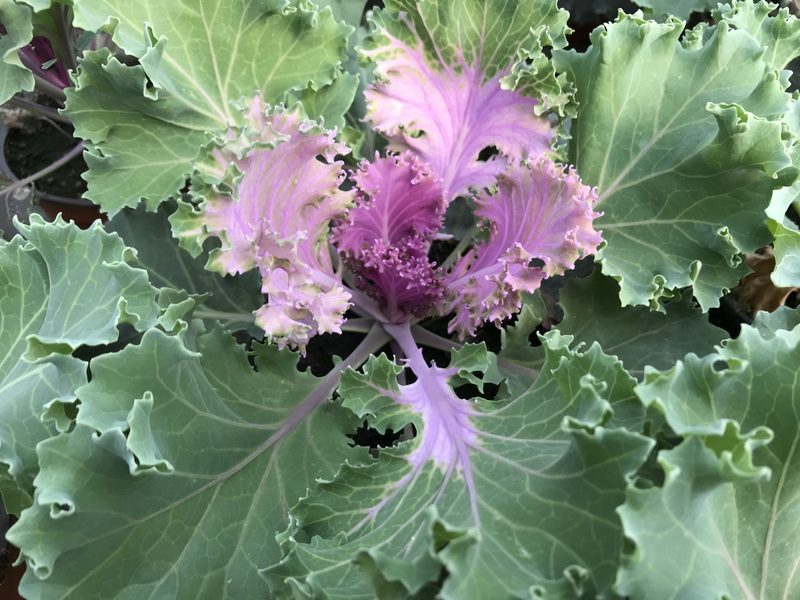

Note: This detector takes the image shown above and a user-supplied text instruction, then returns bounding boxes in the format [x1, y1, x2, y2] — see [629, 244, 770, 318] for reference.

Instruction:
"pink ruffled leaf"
[445, 158, 603, 337]
[363, 11, 554, 199]
[340, 322, 483, 523]
[189, 98, 353, 350]
[333, 152, 446, 322]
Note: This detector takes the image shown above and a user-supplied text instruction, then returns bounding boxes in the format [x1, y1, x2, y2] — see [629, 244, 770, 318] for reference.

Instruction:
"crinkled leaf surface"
[65, 0, 351, 214]
[0, 0, 35, 103]
[0, 215, 158, 514]
[8, 324, 387, 599]
[108, 204, 263, 334]
[554, 272, 726, 377]
[753, 304, 800, 335]
[375, 0, 569, 74]
[619, 319, 800, 599]
[718, 3, 800, 287]
[501, 271, 726, 382]
[64, 50, 211, 215]
[313, 0, 366, 28]
[555, 10, 795, 310]
[266, 336, 652, 599]
[290, 70, 360, 130]
[714, 0, 800, 72]
[768, 100, 800, 286]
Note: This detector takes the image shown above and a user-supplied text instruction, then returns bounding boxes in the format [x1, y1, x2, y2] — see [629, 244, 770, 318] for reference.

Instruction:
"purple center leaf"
[363, 18, 553, 199]
[333, 152, 446, 322]
[444, 157, 603, 337]
[384, 322, 480, 522]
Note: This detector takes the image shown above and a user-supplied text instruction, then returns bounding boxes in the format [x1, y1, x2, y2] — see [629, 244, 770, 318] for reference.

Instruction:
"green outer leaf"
[377, 0, 569, 70]
[66, 0, 351, 213]
[72, 0, 350, 123]
[9, 325, 387, 599]
[501, 271, 726, 382]
[623, 322, 800, 599]
[291, 70, 359, 130]
[617, 437, 774, 600]
[718, 1, 800, 288]
[0, 215, 158, 512]
[313, 0, 366, 28]
[15, 217, 159, 351]
[714, 0, 800, 71]
[266, 336, 652, 599]
[0, 0, 36, 103]
[108, 203, 263, 334]
[556, 272, 726, 377]
[753, 304, 800, 337]
[65, 50, 209, 215]
[555, 13, 795, 311]
[767, 100, 800, 287]
[0, 465, 30, 515]
[769, 215, 800, 286]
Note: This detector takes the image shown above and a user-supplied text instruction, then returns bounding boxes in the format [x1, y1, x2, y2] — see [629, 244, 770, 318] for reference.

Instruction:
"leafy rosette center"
[445, 157, 603, 337]
[333, 153, 446, 322]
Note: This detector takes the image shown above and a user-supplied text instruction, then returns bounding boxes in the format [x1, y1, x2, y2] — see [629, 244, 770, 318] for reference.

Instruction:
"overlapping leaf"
[65, 0, 352, 214]
[766, 100, 800, 289]
[717, 2, 800, 287]
[555, 9, 796, 311]
[0, 215, 158, 514]
[108, 204, 263, 334]
[0, 0, 35, 103]
[619, 315, 800, 599]
[767, 106, 800, 287]
[314, 0, 367, 29]
[714, 0, 800, 71]
[501, 271, 726, 383]
[8, 324, 388, 599]
[266, 336, 652, 599]
[372, 0, 569, 79]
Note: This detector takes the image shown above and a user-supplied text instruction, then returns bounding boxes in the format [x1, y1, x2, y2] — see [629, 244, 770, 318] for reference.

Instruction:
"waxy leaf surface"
[718, 2, 800, 288]
[0, 216, 158, 513]
[9, 325, 388, 599]
[556, 11, 795, 310]
[108, 204, 263, 335]
[0, 0, 35, 103]
[500, 270, 726, 383]
[267, 336, 652, 599]
[620, 318, 800, 599]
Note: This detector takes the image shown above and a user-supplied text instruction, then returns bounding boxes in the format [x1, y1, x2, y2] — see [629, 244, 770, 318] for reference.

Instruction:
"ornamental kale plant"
[1, 1, 800, 599]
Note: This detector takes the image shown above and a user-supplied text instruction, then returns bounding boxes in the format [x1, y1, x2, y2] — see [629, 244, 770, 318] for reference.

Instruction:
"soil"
[0, 515, 21, 600]
[4, 119, 86, 198]
[3, 111, 102, 227]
